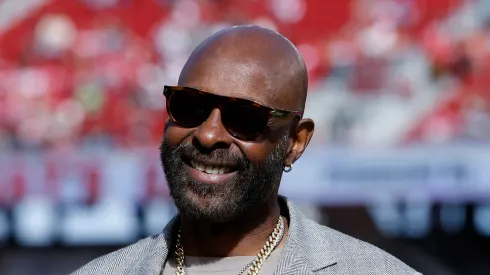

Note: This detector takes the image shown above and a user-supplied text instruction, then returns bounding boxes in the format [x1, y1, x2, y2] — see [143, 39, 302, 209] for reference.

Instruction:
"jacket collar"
[157, 196, 338, 274]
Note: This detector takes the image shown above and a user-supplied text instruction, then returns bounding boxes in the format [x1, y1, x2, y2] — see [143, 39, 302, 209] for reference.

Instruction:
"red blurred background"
[1, 0, 490, 274]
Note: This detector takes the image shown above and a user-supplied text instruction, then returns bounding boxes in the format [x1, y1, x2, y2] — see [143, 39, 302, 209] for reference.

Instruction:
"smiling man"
[71, 26, 421, 275]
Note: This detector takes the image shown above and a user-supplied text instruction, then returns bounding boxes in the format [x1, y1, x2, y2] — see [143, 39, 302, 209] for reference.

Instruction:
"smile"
[190, 160, 232, 174]
[184, 159, 237, 184]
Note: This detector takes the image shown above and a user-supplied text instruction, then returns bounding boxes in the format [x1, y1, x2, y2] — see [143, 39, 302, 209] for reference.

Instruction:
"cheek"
[164, 125, 193, 147]
[239, 141, 277, 164]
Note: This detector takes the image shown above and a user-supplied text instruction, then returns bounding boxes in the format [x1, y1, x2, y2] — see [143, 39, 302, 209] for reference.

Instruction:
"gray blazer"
[71, 198, 421, 275]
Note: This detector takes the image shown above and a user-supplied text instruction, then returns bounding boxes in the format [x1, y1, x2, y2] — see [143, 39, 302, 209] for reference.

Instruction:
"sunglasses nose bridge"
[192, 108, 233, 149]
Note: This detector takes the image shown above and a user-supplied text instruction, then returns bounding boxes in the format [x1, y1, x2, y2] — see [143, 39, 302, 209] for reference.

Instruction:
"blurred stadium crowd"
[1, 1, 490, 274]
[0, 0, 489, 152]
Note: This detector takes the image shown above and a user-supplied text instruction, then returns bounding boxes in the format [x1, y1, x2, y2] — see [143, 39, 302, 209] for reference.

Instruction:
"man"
[71, 25, 421, 275]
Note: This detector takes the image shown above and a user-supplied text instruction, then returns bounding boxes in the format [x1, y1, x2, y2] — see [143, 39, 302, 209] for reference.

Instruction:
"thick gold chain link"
[175, 216, 285, 275]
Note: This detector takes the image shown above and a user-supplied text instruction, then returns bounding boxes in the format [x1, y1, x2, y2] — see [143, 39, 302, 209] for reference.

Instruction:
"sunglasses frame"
[163, 85, 303, 139]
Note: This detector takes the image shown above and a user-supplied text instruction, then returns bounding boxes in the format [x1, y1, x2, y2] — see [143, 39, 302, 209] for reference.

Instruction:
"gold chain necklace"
[174, 216, 285, 275]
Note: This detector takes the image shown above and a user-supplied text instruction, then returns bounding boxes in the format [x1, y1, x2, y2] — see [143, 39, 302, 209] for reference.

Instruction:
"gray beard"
[159, 135, 289, 223]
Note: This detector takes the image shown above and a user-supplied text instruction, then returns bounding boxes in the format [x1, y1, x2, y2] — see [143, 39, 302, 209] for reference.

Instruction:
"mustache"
[161, 142, 249, 168]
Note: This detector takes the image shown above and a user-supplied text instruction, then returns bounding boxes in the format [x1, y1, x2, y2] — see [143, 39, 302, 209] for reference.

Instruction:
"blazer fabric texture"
[71, 197, 422, 275]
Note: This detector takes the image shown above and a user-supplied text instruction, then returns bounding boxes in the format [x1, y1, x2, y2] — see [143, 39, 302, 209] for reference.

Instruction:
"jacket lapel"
[274, 239, 312, 275]
[132, 217, 179, 275]
[275, 198, 337, 274]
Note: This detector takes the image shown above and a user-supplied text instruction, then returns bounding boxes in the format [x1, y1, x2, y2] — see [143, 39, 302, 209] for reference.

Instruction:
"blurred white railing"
[1, 145, 490, 206]
[281, 145, 490, 205]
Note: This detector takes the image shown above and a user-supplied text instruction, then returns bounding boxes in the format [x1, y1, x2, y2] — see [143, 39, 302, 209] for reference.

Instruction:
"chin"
[174, 190, 244, 223]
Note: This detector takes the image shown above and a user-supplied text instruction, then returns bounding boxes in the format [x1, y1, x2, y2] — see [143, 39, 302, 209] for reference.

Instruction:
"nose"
[192, 108, 233, 150]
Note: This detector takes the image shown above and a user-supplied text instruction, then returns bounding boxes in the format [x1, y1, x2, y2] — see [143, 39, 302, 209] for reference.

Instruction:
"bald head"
[178, 25, 308, 112]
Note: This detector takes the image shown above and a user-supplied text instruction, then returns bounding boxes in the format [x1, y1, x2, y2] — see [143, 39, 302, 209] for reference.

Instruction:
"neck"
[178, 195, 287, 257]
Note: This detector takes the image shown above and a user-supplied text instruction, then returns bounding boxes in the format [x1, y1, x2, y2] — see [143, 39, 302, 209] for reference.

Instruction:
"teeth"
[191, 160, 204, 171]
[191, 161, 231, 174]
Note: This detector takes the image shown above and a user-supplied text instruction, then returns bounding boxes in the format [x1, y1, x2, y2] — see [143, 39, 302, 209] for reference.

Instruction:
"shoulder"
[283, 197, 421, 275]
[69, 233, 169, 275]
[299, 217, 421, 275]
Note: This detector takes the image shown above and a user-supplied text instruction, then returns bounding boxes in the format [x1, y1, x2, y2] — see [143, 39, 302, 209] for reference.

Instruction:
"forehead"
[178, 57, 292, 109]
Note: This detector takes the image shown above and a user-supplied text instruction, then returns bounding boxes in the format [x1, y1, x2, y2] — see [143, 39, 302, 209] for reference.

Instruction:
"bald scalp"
[178, 25, 308, 112]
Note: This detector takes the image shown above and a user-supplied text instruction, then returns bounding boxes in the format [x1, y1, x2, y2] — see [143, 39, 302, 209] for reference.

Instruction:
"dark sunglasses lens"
[222, 102, 269, 140]
[168, 89, 211, 127]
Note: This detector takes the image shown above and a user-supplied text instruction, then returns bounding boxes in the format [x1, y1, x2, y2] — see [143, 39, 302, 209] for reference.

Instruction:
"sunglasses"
[163, 86, 303, 140]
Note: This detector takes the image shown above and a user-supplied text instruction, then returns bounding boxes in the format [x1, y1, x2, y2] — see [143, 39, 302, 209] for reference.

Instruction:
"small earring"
[283, 163, 293, 173]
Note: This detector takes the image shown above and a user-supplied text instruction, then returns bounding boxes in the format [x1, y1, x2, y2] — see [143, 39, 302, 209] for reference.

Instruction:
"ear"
[284, 118, 314, 167]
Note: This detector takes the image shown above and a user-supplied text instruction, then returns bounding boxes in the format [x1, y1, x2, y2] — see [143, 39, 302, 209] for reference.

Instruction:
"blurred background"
[0, 0, 489, 274]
